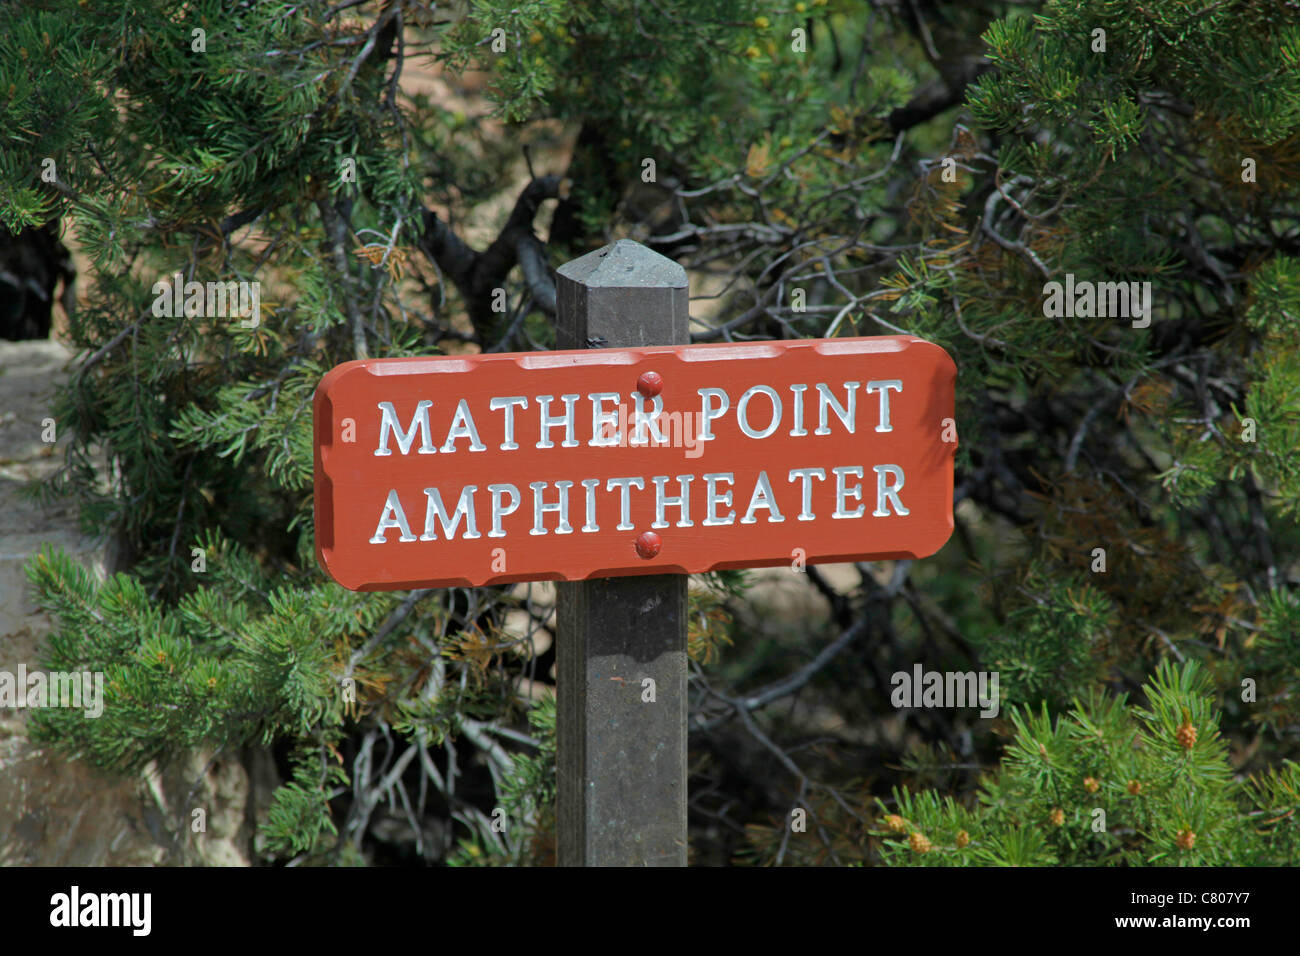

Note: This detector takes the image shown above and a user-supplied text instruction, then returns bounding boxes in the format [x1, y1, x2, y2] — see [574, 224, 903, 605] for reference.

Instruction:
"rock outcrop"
[0, 339, 257, 866]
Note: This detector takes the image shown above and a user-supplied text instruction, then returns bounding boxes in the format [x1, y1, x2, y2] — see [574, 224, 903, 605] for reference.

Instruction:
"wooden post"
[554, 240, 690, 866]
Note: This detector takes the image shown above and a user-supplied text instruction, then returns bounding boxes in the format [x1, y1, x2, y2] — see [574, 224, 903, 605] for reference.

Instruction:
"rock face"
[0, 222, 75, 342]
[0, 339, 256, 866]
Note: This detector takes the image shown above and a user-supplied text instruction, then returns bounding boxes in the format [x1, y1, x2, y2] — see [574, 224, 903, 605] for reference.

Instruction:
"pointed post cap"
[556, 239, 687, 290]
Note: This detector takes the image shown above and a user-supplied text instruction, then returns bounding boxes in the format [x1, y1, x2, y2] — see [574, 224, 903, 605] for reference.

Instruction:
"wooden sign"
[313, 335, 956, 590]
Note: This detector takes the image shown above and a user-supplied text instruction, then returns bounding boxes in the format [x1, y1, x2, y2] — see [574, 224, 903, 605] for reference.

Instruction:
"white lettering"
[815, 382, 859, 435]
[530, 481, 574, 535]
[698, 388, 730, 441]
[832, 466, 865, 519]
[375, 401, 436, 456]
[370, 489, 417, 542]
[607, 477, 644, 530]
[420, 486, 481, 540]
[737, 385, 782, 439]
[788, 467, 826, 520]
[873, 464, 909, 516]
[651, 475, 694, 528]
[865, 380, 902, 433]
[580, 478, 601, 531]
[788, 384, 809, 436]
[536, 394, 580, 449]
[490, 396, 529, 450]
[589, 393, 621, 447]
[488, 483, 520, 537]
[631, 393, 667, 445]
[741, 470, 784, 524]
[441, 399, 486, 452]
[703, 473, 735, 526]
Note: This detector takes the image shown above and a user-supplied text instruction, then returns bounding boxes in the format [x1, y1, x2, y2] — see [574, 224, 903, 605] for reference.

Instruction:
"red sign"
[313, 335, 957, 590]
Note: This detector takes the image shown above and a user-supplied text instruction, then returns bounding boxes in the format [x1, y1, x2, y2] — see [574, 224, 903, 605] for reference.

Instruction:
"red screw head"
[635, 531, 662, 559]
[636, 370, 663, 397]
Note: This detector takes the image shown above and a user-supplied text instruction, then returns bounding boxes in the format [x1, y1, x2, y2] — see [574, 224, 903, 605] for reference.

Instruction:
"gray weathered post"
[554, 239, 690, 866]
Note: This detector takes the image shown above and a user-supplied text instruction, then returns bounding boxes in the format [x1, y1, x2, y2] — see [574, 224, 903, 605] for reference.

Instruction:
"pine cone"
[1127, 780, 1143, 796]
[1083, 776, 1100, 794]
[1176, 721, 1198, 750]
[1175, 827, 1196, 850]
[1049, 807, 1065, 826]
[884, 814, 908, 834]
[909, 831, 931, 854]
[955, 830, 970, 849]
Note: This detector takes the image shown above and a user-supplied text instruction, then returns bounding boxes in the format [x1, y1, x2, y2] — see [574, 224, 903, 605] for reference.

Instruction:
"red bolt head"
[635, 531, 662, 559]
[636, 370, 663, 397]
